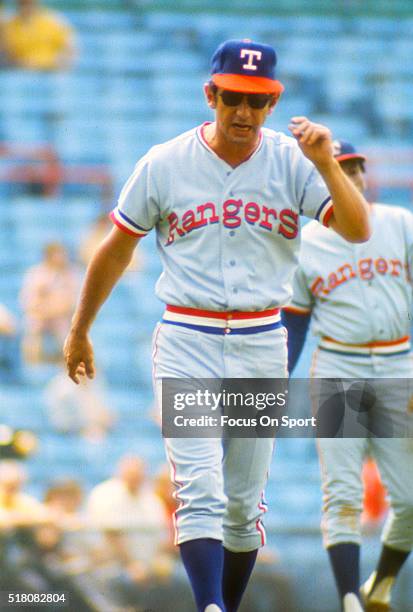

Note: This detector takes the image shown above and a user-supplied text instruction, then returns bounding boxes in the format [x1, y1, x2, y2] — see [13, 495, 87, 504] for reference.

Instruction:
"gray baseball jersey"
[287, 203, 413, 351]
[110, 123, 333, 311]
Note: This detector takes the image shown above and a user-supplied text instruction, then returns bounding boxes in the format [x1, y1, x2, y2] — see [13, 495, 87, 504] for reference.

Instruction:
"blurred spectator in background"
[20, 242, 79, 364]
[0, 463, 96, 609]
[154, 463, 178, 515]
[0, 303, 18, 337]
[86, 455, 175, 603]
[153, 463, 178, 550]
[79, 213, 142, 274]
[361, 457, 389, 531]
[39, 479, 93, 576]
[0, 460, 50, 531]
[44, 365, 115, 442]
[0, 426, 38, 460]
[0, 302, 21, 382]
[44, 479, 85, 531]
[0, 1, 7, 66]
[86, 455, 192, 610]
[2, 0, 76, 71]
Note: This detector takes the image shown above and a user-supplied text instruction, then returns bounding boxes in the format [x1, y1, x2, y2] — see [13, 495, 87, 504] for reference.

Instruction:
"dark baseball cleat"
[362, 604, 392, 612]
[360, 580, 393, 612]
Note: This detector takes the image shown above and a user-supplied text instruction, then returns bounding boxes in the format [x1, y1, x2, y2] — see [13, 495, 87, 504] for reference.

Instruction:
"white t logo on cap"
[240, 49, 262, 71]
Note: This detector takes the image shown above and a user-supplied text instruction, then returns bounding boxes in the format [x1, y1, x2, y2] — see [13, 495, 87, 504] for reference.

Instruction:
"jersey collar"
[196, 122, 264, 167]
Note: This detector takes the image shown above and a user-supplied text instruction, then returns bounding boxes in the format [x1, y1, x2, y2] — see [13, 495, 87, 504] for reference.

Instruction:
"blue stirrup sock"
[222, 547, 258, 612]
[328, 543, 361, 600]
[180, 538, 225, 611]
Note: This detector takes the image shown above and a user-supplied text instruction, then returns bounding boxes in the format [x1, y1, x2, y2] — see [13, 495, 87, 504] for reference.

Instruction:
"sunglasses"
[219, 90, 274, 109]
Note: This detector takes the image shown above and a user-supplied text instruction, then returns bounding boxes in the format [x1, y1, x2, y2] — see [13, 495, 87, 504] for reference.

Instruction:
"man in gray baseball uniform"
[283, 140, 413, 612]
[64, 41, 370, 612]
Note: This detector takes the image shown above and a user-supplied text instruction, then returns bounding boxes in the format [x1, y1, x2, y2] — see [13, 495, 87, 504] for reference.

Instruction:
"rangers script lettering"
[165, 200, 299, 245]
[311, 257, 406, 296]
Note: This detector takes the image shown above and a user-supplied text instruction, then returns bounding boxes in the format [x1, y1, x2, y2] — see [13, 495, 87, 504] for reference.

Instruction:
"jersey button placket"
[221, 176, 238, 308]
[225, 313, 233, 335]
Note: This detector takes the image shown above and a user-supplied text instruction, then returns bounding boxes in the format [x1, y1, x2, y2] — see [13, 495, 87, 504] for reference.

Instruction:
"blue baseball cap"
[333, 140, 366, 163]
[211, 39, 284, 95]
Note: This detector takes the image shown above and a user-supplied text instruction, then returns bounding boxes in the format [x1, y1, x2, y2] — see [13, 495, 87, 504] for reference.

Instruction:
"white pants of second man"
[312, 348, 413, 553]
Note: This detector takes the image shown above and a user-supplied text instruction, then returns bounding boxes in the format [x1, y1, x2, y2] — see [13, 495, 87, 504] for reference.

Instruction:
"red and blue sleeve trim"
[109, 208, 149, 237]
[316, 197, 334, 227]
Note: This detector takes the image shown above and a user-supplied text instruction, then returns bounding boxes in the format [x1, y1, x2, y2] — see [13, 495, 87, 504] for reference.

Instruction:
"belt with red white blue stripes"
[162, 305, 282, 335]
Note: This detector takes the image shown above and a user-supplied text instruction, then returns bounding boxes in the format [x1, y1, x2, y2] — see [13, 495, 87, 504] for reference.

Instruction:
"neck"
[203, 122, 260, 168]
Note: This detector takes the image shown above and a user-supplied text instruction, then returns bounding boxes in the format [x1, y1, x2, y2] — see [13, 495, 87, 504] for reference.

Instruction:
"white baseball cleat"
[342, 592, 363, 612]
[204, 606, 223, 612]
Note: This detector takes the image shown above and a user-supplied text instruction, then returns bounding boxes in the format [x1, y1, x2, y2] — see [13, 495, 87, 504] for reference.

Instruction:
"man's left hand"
[288, 116, 334, 168]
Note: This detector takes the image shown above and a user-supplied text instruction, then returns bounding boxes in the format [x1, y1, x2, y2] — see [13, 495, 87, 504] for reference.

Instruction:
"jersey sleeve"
[284, 264, 314, 315]
[402, 209, 413, 283]
[283, 261, 314, 373]
[296, 155, 333, 227]
[281, 309, 311, 374]
[110, 154, 160, 238]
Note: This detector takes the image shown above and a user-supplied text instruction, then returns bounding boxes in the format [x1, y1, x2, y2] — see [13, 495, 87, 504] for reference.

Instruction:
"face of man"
[339, 159, 367, 194]
[18, 0, 36, 7]
[205, 84, 277, 147]
[44, 243, 68, 269]
[118, 457, 145, 494]
[18, 0, 37, 11]
[0, 461, 26, 496]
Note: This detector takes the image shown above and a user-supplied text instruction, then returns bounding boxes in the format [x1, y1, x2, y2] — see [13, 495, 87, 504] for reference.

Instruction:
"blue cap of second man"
[333, 140, 366, 162]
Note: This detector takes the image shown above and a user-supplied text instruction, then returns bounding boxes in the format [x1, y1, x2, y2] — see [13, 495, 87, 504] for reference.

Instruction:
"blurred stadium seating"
[1, 1, 413, 610]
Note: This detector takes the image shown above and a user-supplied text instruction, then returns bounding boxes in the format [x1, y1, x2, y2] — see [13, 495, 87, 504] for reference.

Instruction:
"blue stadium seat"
[0, 385, 48, 429]
[0, 71, 55, 113]
[1, 117, 47, 143]
[323, 66, 367, 113]
[53, 119, 109, 160]
[66, 9, 134, 31]
[352, 16, 402, 37]
[310, 114, 368, 142]
[151, 48, 204, 74]
[144, 11, 198, 32]
[378, 80, 413, 123]
[21, 363, 61, 387]
[48, 73, 106, 117]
